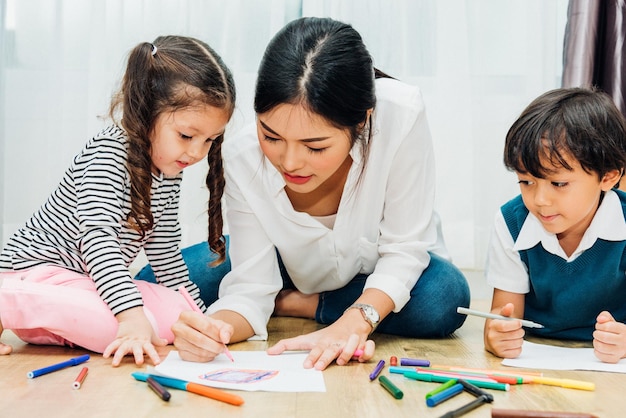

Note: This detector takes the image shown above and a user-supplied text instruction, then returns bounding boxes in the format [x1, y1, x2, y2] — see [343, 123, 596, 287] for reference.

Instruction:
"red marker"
[72, 367, 88, 390]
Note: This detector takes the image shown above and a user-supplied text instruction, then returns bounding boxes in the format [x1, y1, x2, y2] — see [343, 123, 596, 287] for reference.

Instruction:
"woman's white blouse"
[208, 78, 447, 339]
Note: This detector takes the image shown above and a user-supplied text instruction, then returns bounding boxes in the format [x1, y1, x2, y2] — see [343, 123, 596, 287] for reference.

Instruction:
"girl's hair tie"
[151, 44, 157, 56]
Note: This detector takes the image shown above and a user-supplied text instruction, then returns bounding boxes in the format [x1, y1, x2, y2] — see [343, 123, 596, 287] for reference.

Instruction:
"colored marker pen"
[147, 376, 171, 402]
[379, 375, 403, 399]
[425, 378, 458, 398]
[400, 357, 430, 367]
[369, 360, 385, 381]
[426, 382, 464, 407]
[458, 378, 494, 402]
[27, 354, 90, 379]
[72, 367, 89, 390]
[440, 394, 492, 418]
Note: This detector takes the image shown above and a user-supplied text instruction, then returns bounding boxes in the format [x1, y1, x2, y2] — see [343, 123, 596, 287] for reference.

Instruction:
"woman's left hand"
[266, 319, 375, 370]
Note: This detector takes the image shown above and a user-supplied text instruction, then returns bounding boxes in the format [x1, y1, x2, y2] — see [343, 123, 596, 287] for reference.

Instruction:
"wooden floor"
[0, 299, 622, 418]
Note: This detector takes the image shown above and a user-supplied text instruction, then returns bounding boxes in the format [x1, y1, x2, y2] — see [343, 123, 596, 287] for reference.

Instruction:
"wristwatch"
[345, 303, 380, 333]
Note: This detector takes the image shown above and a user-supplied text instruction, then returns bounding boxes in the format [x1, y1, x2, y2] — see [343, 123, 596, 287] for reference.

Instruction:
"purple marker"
[369, 360, 385, 381]
[400, 357, 430, 367]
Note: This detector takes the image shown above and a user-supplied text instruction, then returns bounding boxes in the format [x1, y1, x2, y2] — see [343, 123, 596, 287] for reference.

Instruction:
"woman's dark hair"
[255, 17, 386, 154]
[504, 87, 626, 185]
[109, 35, 236, 264]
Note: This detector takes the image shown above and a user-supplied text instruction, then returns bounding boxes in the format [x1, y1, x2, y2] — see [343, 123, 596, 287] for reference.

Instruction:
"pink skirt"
[0, 265, 200, 353]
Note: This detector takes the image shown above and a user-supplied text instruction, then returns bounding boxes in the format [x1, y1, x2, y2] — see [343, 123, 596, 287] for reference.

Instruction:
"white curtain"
[0, 0, 568, 272]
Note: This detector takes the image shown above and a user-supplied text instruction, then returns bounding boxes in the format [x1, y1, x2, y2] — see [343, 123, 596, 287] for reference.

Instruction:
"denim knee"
[377, 253, 470, 337]
[134, 239, 231, 307]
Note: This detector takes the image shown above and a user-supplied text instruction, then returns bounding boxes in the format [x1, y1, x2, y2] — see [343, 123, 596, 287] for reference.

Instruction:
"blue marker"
[27, 354, 90, 379]
[426, 382, 464, 407]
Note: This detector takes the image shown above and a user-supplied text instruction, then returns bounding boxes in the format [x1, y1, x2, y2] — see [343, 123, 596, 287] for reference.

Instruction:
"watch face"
[363, 305, 380, 323]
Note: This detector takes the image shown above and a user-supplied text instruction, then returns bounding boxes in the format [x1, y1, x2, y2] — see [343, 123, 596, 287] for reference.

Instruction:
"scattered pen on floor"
[147, 376, 171, 402]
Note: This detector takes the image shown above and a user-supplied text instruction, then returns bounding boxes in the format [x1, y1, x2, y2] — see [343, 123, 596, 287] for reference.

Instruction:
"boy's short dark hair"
[504, 87, 626, 183]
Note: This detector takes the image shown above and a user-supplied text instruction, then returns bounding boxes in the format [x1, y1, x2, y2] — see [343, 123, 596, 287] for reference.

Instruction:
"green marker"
[379, 375, 404, 399]
[404, 371, 509, 392]
[425, 378, 458, 398]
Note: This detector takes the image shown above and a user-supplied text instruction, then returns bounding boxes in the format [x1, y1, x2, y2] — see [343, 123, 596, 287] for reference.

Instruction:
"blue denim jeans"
[135, 238, 470, 338]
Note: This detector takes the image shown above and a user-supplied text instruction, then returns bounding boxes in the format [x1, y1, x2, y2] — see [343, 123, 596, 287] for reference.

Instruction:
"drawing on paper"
[200, 369, 279, 384]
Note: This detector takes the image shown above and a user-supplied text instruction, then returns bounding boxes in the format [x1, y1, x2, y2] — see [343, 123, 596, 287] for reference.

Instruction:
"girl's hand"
[593, 311, 626, 363]
[103, 306, 167, 366]
[171, 310, 234, 362]
[484, 302, 525, 358]
[267, 314, 375, 370]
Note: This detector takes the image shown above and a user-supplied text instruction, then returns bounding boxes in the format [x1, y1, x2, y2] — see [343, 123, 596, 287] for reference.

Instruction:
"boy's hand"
[484, 302, 525, 358]
[593, 311, 626, 363]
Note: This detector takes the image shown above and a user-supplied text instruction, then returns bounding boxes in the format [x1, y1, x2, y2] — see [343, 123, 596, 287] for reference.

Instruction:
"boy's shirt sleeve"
[485, 210, 531, 294]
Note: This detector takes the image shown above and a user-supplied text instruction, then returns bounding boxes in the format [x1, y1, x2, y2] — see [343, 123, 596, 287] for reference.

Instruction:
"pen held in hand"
[457, 307, 544, 329]
[222, 343, 234, 362]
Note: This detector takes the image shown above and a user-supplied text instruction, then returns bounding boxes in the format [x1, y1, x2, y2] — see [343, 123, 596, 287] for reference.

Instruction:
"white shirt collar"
[513, 190, 626, 260]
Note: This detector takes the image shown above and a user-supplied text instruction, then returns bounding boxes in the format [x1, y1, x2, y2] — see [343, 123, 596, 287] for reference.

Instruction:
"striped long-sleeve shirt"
[0, 125, 206, 315]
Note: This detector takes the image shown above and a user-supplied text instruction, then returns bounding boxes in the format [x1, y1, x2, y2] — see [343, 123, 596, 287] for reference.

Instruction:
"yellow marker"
[530, 376, 595, 391]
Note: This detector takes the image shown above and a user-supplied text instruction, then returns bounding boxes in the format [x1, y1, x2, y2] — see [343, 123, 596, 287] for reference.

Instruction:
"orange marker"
[187, 382, 245, 405]
[132, 373, 244, 406]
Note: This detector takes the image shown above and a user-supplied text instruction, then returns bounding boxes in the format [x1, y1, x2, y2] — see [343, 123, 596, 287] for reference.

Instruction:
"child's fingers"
[593, 341, 622, 364]
[499, 303, 516, 317]
[490, 318, 523, 332]
[596, 310, 615, 323]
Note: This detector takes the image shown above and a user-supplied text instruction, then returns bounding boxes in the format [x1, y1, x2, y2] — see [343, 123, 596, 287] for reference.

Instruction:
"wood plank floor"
[0, 299, 622, 418]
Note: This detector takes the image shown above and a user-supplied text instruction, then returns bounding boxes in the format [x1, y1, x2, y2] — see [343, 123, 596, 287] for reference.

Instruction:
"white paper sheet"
[154, 351, 326, 392]
[501, 340, 626, 373]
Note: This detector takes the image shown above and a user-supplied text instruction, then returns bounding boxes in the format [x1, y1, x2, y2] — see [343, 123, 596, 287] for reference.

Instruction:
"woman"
[137, 17, 470, 370]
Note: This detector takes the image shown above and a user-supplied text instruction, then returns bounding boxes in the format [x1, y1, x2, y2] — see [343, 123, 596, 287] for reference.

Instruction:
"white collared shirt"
[207, 78, 448, 339]
[486, 190, 626, 293]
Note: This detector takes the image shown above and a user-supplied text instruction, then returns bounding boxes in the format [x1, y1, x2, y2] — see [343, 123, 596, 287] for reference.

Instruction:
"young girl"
[138, 17, 470, 371]
[483, 87, 626, 363]
[0, 35, 236, 366]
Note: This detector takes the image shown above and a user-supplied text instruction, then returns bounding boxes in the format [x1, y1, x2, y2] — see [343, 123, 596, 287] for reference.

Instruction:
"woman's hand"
[267, 311, 375, 370]
[171, 310, 235, 362]
[593, 311, 626, 363]
[484, 302, 525, 358]
[103, 306, 166, 366]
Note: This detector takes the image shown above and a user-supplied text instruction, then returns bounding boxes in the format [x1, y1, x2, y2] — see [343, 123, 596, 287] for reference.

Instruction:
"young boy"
[484, 87, 626, 364]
